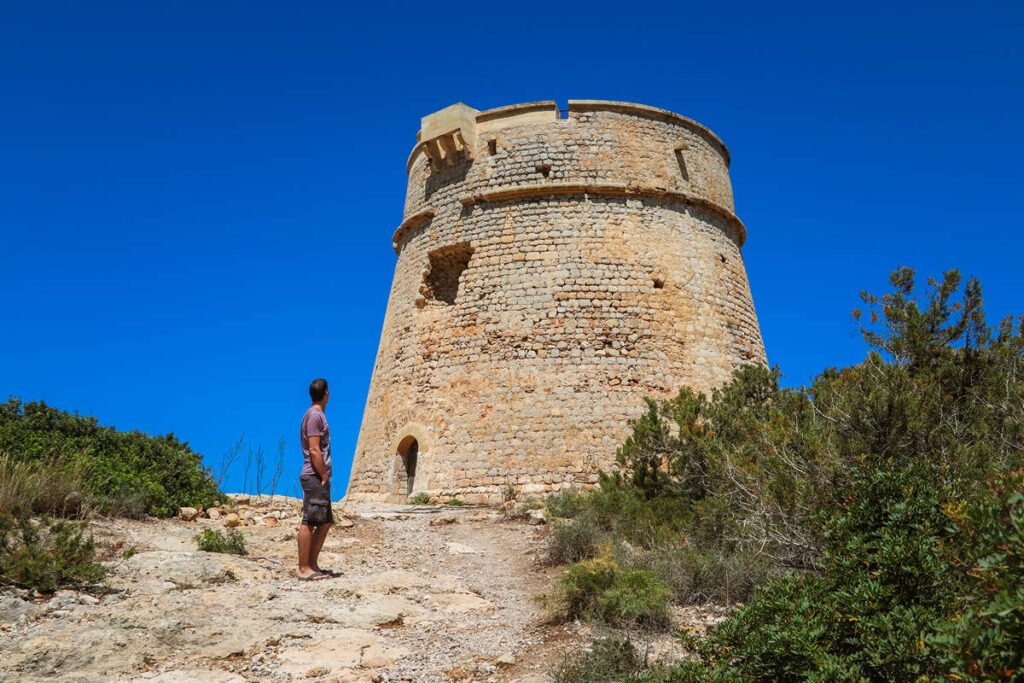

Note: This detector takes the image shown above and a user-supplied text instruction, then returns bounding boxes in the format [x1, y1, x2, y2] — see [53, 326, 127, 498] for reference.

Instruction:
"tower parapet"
[348, 100, 765, 503]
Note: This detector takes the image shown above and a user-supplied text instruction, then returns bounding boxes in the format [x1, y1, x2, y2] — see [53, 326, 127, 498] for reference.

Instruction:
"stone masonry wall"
[347, 100, 765, 503]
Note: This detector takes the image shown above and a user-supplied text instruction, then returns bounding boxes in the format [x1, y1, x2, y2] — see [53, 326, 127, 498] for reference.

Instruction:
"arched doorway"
[397, 435, 418, 496]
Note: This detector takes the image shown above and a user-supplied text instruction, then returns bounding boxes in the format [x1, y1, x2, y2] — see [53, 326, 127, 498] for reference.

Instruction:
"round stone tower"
[346, 100, 765, 503]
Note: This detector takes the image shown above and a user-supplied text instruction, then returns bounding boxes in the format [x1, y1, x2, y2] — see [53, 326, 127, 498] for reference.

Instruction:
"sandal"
[298, 571, 332, 581]
[316, 568, 343, 577]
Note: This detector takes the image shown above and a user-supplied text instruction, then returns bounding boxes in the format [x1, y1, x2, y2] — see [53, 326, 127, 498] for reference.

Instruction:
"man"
[297, 378, 335, 580]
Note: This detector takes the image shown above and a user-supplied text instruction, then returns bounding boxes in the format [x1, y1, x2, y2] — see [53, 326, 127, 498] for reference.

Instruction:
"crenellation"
[348, 100, 766, 504]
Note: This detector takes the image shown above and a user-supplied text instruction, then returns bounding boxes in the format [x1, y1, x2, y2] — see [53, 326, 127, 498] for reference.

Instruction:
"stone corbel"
[424, 129, 471, 171]
[419, 102, 479, 173]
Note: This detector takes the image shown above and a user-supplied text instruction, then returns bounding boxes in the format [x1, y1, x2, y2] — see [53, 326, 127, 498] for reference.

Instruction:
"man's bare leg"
[297, 524, 320, 579]
[309, 523, 331, 572]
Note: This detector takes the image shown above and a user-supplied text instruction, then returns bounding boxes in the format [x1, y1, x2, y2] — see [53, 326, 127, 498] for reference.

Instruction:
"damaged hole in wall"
[536, 164, 551, 178]
[718, 254, 727, 264]
[652, 276, 665, 289]
[422, 242, 474, 305]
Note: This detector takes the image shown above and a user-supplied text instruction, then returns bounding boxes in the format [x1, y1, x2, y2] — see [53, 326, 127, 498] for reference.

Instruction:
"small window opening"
[488, 139, 497, 155]
[652, 276, 665, 289]
[718, 254, 727, 264]
[536, 164, 551, 178]
[422, 242, 473, 305]
[674, 144, 690, 182]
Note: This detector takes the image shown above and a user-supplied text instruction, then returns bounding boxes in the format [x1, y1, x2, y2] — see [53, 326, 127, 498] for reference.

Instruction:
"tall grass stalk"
[0, 453, 89, 519]
[270, 436, 286, 501]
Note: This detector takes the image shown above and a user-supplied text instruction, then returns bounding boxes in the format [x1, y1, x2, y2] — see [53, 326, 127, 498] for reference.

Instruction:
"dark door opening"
[399, 437, 418, 496]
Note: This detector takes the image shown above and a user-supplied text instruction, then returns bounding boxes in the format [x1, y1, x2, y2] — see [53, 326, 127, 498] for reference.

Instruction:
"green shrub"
[930, 469, 1024, 679]
[552, 635, 645, 683]
[647, 268, 1024, 679]
[446, 497, 464, 506]
[0, 512, 105, 592]
[540, 267, 1024, 677]
[500, 482, 519, 503]
[649, 547, 769, 605]
[543, 552, 671, 629]
[520, 495, 544, 511]
[545, 488, 587, 519]
[409, 492, 431, 505]
[0, 399, 226, 517]
[546, 514, 603, 565]
[194, 528, 247, 555]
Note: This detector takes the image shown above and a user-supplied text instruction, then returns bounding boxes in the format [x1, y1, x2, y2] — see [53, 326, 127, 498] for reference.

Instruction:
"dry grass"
[0, 453, 90, 518]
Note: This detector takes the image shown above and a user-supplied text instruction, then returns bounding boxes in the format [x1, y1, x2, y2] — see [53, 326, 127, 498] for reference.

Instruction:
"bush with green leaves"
[545, 267, 1024, 680]
[545, 488, 588, 519]
[0, 512, 105, 592]
[0, 399, 226, 517]
[553, 636, 646, 683]
[194, 528, 247, 555]
[446, 497, 464, 506]
[542, 549, 671, 629]
[929, 469, 1024, 679]
[659, 268, 1024, 681]
[409, 492, 431, 505]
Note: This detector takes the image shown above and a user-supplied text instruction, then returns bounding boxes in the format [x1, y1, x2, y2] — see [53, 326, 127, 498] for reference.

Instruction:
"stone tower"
[346, 100, 765, 503]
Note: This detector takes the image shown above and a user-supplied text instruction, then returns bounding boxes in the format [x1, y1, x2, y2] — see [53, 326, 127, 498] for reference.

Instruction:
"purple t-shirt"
[300, 406, 331, 478]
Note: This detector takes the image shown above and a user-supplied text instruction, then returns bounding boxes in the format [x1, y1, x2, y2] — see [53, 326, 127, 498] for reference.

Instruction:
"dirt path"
[0, 500, 577, 683]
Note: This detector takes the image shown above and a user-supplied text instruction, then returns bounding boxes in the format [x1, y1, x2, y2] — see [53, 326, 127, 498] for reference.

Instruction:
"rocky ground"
[0, 497, 731, 683]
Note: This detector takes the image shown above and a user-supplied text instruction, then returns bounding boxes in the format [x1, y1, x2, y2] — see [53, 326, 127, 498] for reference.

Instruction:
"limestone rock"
[276, 628, 410, 676]
[178, 507, 199, 521]
[447, 542, 480, 555]
[496, 653, 516, 666]
[135, 670, 248, 683]
[223, 513, 241, 528]
[0, 595, 42, 624]
[429, 515, 457, 526]
[428, 592, 495, 612]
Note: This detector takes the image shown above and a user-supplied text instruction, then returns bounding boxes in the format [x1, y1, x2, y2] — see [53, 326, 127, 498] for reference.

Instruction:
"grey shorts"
[300, 474, 334, 527]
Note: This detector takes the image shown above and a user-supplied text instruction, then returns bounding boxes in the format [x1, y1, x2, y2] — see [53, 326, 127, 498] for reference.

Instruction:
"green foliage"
[500, 481, 520, 503]
[446, 497, 464, 506]
[193, 528, 247, 555]
[543, 267, 1024, 679]
[650, 267, 1024, 680]
[409, 492, 431, 505]
[543, 550, 671, 628]
[545, 488, 588, 519]
[0, 398, 226, 517]
[547, 513, 603, 565]
[552, 636, 645, 683]
[648, 547, 768, 606]
[0, 512, 105, 592]
[930, 469, 1024, 680]
[614, 364, 829, 569]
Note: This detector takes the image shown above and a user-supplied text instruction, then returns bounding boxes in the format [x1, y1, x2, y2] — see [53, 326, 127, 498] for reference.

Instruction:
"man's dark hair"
[309, 378, 328, 403]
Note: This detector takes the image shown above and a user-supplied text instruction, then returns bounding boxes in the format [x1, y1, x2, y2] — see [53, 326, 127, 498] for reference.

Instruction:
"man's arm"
[308, 435, 329, 485]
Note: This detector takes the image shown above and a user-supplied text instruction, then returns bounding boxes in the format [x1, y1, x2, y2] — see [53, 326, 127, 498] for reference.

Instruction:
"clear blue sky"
[2, 1, 1021, 497]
